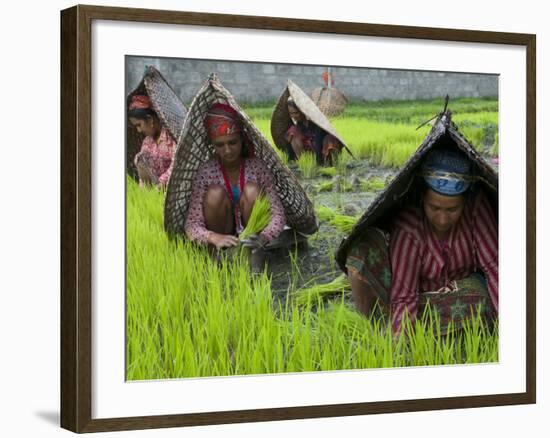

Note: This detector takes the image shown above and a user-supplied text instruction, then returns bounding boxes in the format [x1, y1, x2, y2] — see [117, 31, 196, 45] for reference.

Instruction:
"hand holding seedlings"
[208, 232, 240, 249]
[240, 234, 267, 250]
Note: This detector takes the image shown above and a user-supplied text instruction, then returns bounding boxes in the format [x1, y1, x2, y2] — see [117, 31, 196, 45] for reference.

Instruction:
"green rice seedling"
[291, 274, 350, 307]
[319, 167, 337, 177]
[287, 244, 303, 293]
[453, 111, 498, 126]
[459, 125, 485, 150]
[360, 176, 386, 191]
[317, 181, 333, 192]
[240, 103, 277, 120]
[333, 118, 428, 165]
[240, 193, 271, 240]
[247, 117, 275, 146]
[245, 102, 498, 170]
[296, 152, 317, 179]
[334, 150, 353, 174]
[379, 140, 419, 168]
[460, 305, 497, 364]
[269, 144, 289, 166]
[127, 99, 500, 380]
[338, 98, 498, 124]
[314, 205, 357, 232]
[315, 205, 338, 222]
[326, 235, 337, 272]
[329, 214, 358, 233]
[332, 176, 353, 193]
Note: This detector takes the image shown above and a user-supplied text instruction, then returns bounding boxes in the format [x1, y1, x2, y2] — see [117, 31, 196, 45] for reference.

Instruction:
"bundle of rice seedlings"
[291, 274, 351, 307]
[360, 176, 386, 192]
[240, 193, 272, 239]
[317, 181, 334, 192]
[334, 150, 352, 172]
[315, 205, 358, 233]
[329, 214, 358, 233]
[319, 167, 337, 177]
[297, 152, 318, 179]
[274, 147, 289, 166]
[315, 205, 338, 222]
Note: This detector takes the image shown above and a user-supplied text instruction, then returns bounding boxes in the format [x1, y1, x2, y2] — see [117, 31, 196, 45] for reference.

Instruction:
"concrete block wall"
[126, 57, 497, 105]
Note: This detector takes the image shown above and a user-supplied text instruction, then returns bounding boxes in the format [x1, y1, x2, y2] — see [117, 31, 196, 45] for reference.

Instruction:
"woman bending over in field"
[128, 95, 176, 189]
[346, 148, 498, 335]
[184, 103, 286, 250]
[285, 97, 343, 165]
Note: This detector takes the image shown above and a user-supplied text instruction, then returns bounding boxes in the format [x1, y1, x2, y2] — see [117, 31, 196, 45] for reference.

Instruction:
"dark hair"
[241, 137, 250, 157]
[128, 107, 158, 121]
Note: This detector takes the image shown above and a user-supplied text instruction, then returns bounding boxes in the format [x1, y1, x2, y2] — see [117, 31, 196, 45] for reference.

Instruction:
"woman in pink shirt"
[184, 103, 286, 251]
[128, 95, 176, 188]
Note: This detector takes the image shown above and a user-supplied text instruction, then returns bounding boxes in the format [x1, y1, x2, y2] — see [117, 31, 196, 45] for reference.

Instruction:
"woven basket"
[335, 109, 499, 272]
[126, 66, 188, 179]
[164, 73, 319, 238]
[270, 80, 354, 157]
[310, 86, 348, 117]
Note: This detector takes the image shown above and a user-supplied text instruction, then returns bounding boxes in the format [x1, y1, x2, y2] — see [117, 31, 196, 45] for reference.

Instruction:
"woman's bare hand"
[208, 232, 240, 249]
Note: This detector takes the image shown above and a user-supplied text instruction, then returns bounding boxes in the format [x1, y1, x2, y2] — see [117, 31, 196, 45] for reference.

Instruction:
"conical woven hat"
[271, 80, 353, 156]
[310, 86, 348, 117]
[335, 109, 498, 272]
[164, 74, 319, 237]
[126, 66, 188, 179]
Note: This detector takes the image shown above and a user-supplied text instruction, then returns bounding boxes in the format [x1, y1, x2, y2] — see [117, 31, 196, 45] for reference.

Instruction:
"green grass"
[243, 97, 498, 125]
[127, 175, 498, 377]
[243, 98, 498, 169]
[296, 152, 318, 178]
[127, 97, 499, 380]
[332, 118, 429, 166]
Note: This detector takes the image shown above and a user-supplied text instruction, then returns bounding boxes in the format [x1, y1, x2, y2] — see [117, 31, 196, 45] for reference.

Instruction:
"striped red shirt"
[389, 190, 498, 332]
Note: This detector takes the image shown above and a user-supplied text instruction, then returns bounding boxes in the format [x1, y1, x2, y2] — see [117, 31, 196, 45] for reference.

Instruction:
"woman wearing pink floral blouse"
[184, 103, 286, 250]
[128, 95, 176, 188]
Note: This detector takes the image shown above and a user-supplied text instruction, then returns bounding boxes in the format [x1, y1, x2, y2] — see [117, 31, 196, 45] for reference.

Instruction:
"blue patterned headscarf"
[421, 148, 472, 196]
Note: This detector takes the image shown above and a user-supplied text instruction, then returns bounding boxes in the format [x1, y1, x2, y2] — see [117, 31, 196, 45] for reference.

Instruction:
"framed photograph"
[60, 4, 536, 433]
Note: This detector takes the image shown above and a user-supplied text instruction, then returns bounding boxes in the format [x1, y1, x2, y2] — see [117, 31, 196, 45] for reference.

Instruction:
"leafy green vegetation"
[296, 152, 318, 178]
[240, 193, 271, 239]
[127, 97, 499, 380]
[127, 177, 498, 379]
[243, 97, 498, 168]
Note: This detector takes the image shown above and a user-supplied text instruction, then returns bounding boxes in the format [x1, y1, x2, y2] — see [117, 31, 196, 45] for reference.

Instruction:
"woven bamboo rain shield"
[271, 79, 353, 156]
[335, 110, 498, 271]
[164, 74, 318, 237]
[310, 86, 348, 117]
[126, 65, 188, 179]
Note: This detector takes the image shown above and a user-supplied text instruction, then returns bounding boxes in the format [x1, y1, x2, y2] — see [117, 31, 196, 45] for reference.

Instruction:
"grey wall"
[126, 57, 498, 105]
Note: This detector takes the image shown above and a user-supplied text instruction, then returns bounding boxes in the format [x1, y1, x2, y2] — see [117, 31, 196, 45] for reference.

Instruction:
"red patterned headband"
[129, 95, 152, 110]
[204, 103, 241, 140]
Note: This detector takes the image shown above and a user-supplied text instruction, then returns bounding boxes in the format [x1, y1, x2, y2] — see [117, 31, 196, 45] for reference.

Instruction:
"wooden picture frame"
[60, 4, 536, 433]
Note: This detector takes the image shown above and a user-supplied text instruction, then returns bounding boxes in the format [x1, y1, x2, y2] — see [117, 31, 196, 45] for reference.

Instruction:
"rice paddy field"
[126, 97, 499, 381]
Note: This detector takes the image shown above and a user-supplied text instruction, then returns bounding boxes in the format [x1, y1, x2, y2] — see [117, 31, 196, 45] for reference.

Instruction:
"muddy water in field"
[265, 159, 396, 299]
